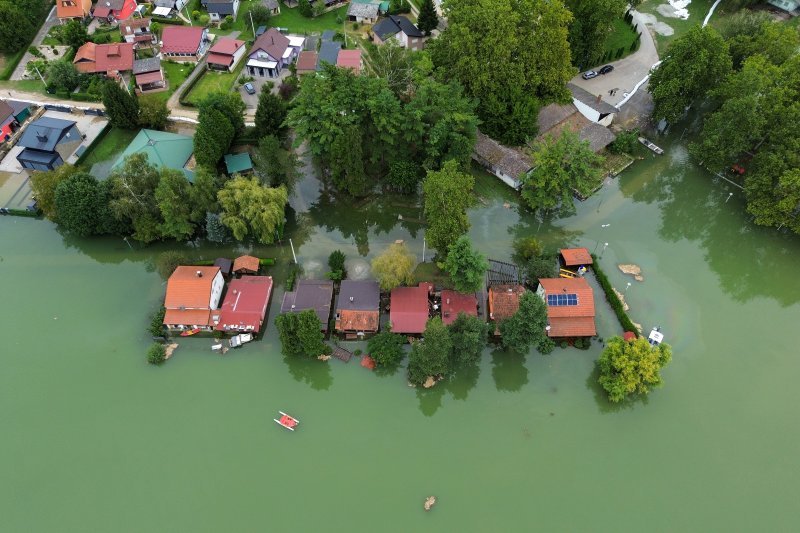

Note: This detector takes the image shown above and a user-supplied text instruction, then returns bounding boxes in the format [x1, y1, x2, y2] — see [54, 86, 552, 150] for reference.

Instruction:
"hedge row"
[151, 16, 186, 25]
[191, 258, 276, 266]
[177, 68, 205, 107]
[1, 208, 40, 217]
[590, 253, 639, 336]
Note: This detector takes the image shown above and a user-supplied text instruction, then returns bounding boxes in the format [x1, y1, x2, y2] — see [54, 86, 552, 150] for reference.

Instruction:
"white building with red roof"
[536, 277, 596, 338]
[163, 266, 225, 330]
[160, 26, 210, 62]
[207, 38, 246, 72]
[212, 276, 274, 333]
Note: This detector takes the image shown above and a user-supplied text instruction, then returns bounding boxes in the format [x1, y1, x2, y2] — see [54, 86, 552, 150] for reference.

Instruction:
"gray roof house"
[373, 15, 424, 40]
[567, 82, 617, 127]
[472, 130, 533, 190]
[281, 279, 335, 331]
[348, 2, 379, 23]
[318, 40, 341, 70]
[16, 117, 81, 171]
[202, 0, 240, 18]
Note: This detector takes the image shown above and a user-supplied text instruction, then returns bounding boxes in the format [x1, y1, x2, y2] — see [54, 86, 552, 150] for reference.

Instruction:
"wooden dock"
[638, 137, 664, 155]
[331, 346, 352, 363]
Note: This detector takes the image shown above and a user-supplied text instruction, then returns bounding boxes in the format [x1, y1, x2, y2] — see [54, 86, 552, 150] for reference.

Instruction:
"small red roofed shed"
[440, 290, 478, 326]
[560, 247, 593, 267]
[233, 255, 260, 275]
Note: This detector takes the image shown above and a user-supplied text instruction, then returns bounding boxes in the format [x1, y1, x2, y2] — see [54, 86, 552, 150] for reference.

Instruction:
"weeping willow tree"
[217, 177, 288, 243]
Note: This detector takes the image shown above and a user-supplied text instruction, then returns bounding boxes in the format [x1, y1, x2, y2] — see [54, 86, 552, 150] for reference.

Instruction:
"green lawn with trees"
[186, 64, 244, 106]
[140, 61, 193, 105]
[81, 127, 139, 169]
[269, 5, 348, 34]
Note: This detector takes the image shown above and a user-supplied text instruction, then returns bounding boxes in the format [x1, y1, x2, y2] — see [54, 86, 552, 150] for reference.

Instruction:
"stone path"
[11, 6, 59, 81]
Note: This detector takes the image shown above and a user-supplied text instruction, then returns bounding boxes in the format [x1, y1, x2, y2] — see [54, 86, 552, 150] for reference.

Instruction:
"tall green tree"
[499, 292, 552, 354]
[521, 130, 603, 216]
[190, 167, 219, 222]
[564, 0, 626, 68]
[217, 177, 288, 243]
[720, 10, 798, 69]
[367, 331, 406, 368]
[47, 60, 80, 92]
[417, 0, 439, 35]
[254, 134, 298, 190]
[198, 92, 245, 135]
[448, 313, 489, 365]
[329, 124, 368, 196]
[254, 83, 288, 139]
[194, 106, 234, 168]
[443, 235, 487, 293]
[369, 40, 415, 98]
[428, 0, 574, 144]
[54, 172, 105, 237]
[155, 169, 195, 240]
[371, 242, 416, 291]
[275, 310, 326, 358]
[408, 317, 452, 385]
[108, 153, 164, 243]
[649, 26, 732, 123]
[423, 160, 474, 255]
[102, 81, 140, 129]
[205, 211, 231, 242]
[0, 2, 35, 53]
[30, 164, 83, 220]
[61, 19, 89, 49]
[248, 4, 272, 26]
[138, 96, 170, 129]
[597, 336, 672, 403]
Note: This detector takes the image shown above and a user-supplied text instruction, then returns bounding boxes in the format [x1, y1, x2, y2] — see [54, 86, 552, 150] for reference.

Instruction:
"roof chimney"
[196, 270, 202, 277]
[291, 304, 296, 309]
[349, 296, 354, 302]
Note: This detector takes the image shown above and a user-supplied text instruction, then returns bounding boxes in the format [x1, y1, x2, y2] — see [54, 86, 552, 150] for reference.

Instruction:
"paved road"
[11, 6, 59, 81]
[568, 9, 659, 109]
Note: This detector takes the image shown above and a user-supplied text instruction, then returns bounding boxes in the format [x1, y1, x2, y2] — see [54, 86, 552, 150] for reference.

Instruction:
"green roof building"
[224, 152, 253, 175]
[112, 129, 195, 182]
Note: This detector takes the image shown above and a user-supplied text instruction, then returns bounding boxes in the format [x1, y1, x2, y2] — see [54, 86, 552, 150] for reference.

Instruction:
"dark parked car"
[243, 83, 256, 95]
[581, 70, 598, 80]
[599, 65, 614, 75]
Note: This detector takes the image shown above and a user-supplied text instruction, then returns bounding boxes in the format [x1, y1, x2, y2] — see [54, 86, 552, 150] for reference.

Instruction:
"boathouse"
[536, 277, 596, 338]
[213, 275, 273, 333]
[335, 280, 380, 338]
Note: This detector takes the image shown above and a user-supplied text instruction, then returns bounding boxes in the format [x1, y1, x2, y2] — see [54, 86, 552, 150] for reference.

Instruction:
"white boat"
[274, 411, 300, 431]
[648, 327, 664, 346]
[228, 333, 253, 348]
[638, 137, 664, 155]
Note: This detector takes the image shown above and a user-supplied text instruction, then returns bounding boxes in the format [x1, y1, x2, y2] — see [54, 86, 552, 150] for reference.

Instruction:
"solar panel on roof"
[547, 293, 578, 306]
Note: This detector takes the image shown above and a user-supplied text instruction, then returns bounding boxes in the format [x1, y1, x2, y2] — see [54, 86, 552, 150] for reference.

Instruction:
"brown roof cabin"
[335, 280, 380, 338]
[488, 284, 526, 335]
[233, 255, 259, 275]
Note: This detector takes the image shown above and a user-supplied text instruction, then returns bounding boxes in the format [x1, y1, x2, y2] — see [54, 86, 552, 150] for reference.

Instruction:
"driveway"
[569, 10, 659, 108]
[11, 5, 59, 81]
[240, 70, 291, 109]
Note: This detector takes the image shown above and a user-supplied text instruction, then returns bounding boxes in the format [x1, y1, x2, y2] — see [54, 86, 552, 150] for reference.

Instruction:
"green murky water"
[2, 134, 800, 531]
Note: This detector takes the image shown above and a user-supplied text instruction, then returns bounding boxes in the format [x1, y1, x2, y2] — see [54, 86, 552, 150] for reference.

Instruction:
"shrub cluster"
[590, 254, 638, 335]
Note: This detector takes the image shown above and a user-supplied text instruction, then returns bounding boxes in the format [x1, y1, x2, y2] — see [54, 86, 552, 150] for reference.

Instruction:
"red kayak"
[180, 328, 201, 337]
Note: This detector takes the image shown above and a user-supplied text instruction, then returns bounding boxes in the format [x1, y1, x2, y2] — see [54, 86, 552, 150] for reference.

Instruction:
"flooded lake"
[2, 132, 799, 531]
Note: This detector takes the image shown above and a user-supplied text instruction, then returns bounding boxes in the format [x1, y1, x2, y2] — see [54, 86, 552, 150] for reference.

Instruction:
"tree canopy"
[443, 236, 487, 293]
[194, 106, 234, 168]
[254, 83, 288, 139]
[565, 0, 626, 69]
[102, 81, 140, 129]
[254, 135, 298, 190]
[371, 242, 416, 291]
[408, 317, 452, 385]
[428, 0, 574, 144]
[597, 336, 672, 402]
[499, 292, 552, 354]
[423, 160, 474, 255]
[448, 313, 489, 366]
[217, 177, 288, 243]
[367, 330, 406, 368]
[649, 26, 732, 123]
[275, 310, 327, 358]
[521, 130, 603, 216]
[417, 0, 439, 35]
[30, 163, 83, 220]
[108, 153, 163, 243]
[54, 172, 107, 237]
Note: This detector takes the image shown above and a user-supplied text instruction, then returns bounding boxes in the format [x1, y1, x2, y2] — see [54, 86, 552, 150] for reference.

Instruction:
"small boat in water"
[274, 411, 300, 431]
[638, 137, 664, 155]
[648, 327, 664, 346]
[229, 333, 253, 348]
[180, 328, 201, 337]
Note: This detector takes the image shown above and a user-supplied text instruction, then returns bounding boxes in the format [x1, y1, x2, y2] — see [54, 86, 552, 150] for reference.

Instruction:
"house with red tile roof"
[57, 0, 93, 21]
[233, 255, 259, 275]
[73, 42, 135, 77]
[488, 284, 525, 335]
[296, 51, 318, 75]
[559, 247, 593, 267]
[93, 0, 138, 22]
[163, 266, 225, 330]
[440, 290, 478, 326]
[160, 26, 209, 61]
[335, 280, 380, 338]
[536, 277, 596, 338]
[389, 283, 432, 335]
[207, 38, 246, 72]
[120, 17, 156, 48]
[212, 276, 273, 333]
[336, 49, 362, 74]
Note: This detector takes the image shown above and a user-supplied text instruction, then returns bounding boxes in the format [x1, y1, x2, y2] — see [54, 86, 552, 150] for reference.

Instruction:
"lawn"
[185, 62, 244, 105]
[597, 18, 639, 66]
[139, 60, 194, 104]
[81, 127, 139, 169]
[413, 262, 454, 289]
[637, 0, 713, 53]
[269, 5, 349, 34]
[209, 0, 262, 41]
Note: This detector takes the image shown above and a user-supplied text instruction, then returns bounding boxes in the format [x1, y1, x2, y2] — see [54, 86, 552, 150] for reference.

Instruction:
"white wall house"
[568, 82, 617, 127]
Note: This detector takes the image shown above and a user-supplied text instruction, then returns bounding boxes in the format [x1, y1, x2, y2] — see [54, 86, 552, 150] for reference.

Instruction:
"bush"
[156, 251, 190, 279]
[29, 46, 43, 58]
[352, 22, 360, 31]
[192, 10, 200, 19]
[368, 331, 406, 367]
[327, 250, 346, 281]
[591, 254, 639, 335]
[149, 307, 166, 337]
[608, 129, 639, 154]
[560, 340, 568, 349]
[199, 15, 210, 26]
[147, 343, 167, 365]
[354, 349, 362, 356]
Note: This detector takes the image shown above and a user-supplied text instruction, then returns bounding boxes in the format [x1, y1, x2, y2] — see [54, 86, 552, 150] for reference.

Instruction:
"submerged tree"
[53, 172, 105, 237]
[217, 177, 288, 243]
[423, 160, 474, 256]
[367, 330, 407, 368]
[443, 236, 488, 293]
[448, 313, 490, 366]
[499, 292, 552, 354]
[275, 310, 326, 358]
[408, 317, 452, 385]
[108, 153, 163, 243]
[371, 242, 416, 291]
[597, 336, 672, 403]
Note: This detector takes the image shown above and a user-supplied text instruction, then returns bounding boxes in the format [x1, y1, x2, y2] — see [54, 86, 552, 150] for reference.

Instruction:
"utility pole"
[422, 238, 426, 262]
[33, 65, 46, 86]
[289, 238, 298, 264]
[185, 5, 192, 26]
[250, 10, 256, 37]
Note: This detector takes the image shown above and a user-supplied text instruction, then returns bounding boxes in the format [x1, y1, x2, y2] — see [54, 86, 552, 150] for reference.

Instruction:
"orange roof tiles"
[488, 285, 525, 323]
[336, 309, 380, 332]
[164, 266, 220, 309]
[560, 247, 593, 266]
[73, 42, 134, 74]
[163, 308, 212, 327]
[538, 277, 596, 337]
[57, 0, 92, 19]
[233, 255, 259, 274]
[441, 290, 478, 326]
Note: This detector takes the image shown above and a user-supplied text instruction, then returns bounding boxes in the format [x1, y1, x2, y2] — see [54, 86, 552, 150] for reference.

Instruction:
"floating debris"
[618, 264, 644, 281]
[317, 354, 331, 361]
[360, 355, 376, 370]
[424, 496, 437, 511]
[613, 288, 630, 311]
[423, 376, 436, 389]
[164, 343, 179, 359]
